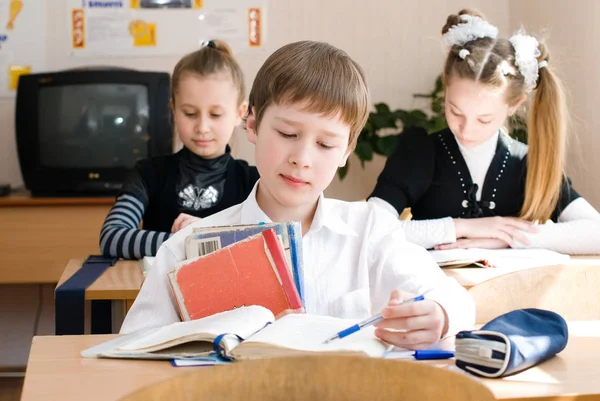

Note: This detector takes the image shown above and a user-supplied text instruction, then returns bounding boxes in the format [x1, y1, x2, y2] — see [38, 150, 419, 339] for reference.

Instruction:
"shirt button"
[462, 200, 469, 208]
[489, 201, 496, 210]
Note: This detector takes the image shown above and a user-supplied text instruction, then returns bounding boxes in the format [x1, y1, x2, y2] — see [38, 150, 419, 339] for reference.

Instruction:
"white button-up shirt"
[121, 183, 475, 335]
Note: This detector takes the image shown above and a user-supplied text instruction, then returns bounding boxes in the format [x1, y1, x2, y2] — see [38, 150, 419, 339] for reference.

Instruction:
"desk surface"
[443, 256, 600, 289]
[58, 256, 600, 303]
[20, 321, 600, 401]
[57, 259, 144, 300]
[0, 191, 115, 206]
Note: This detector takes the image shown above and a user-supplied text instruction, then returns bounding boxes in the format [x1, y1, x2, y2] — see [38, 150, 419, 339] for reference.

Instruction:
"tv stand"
[0, 190, 115, 283]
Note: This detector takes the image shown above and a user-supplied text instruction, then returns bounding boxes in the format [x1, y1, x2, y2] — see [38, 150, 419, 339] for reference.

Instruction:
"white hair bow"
[443, 14, 499, 47]
[509, 30, 545, 92]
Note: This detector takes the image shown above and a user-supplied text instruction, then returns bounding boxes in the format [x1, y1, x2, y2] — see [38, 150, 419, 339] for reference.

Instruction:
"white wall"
[0, 0, 509, 201]
[509, 0, 600, 208]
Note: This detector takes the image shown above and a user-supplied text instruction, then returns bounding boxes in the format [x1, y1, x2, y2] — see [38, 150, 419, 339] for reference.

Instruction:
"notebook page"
[429, 249, 487, 265]
[233, 314, 388, 359]
[429, 248, 570, 269]
[482, 248, 570, 269]
[118, 305, 274, 353]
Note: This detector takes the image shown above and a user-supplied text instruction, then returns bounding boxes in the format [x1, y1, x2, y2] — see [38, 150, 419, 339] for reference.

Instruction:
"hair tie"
[201, 40, 217, 49]
[458, 49, 470, 59]
[538, 60, 548, 69]
[509, 30, 542, 92]
[443, 15, 499, 48]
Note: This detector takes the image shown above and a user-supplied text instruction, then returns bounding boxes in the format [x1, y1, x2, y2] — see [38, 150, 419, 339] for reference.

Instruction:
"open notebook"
[429, 248, 570, 269]
[82, 306, 389, 361]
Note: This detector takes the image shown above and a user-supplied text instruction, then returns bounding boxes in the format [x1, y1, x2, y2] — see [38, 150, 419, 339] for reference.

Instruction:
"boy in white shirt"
[121, 41, 475, 349]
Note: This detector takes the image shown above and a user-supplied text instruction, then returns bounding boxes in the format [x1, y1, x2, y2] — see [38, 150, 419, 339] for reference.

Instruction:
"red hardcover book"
[168, 228, 302, 321]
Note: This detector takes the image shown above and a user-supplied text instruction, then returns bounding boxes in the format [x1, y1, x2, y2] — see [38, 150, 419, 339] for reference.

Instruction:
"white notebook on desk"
[429, 248, 570, 269]
[139, 256, 155, 277]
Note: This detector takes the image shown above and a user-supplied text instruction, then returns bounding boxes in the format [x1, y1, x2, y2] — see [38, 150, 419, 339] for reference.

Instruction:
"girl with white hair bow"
[369, 9, 600, 254]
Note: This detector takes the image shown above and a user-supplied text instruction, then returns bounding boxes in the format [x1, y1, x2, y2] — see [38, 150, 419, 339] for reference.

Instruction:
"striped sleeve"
[99, 193, 172, 259]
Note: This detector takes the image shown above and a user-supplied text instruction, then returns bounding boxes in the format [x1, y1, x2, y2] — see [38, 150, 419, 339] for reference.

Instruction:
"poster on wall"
[68, 0, 266, 57]
[0, 0, 46, 97]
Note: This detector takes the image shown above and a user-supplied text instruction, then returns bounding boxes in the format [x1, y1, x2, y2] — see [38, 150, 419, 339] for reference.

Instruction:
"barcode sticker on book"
[198, 237, 222, 256]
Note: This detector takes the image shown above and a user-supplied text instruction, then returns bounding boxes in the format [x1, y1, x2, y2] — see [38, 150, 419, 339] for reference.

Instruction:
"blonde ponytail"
[520, 52, 568, 221]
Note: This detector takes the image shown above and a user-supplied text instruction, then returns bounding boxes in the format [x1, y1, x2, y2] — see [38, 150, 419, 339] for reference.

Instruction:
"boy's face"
[247, 102, 351, 209]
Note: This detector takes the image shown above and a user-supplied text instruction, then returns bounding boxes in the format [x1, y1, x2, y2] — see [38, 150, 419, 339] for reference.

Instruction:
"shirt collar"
[456, 129, 499, 157]
[240, 181, 272, 224]
[240, 180, 357, 237]
[310, 194, 358, 237]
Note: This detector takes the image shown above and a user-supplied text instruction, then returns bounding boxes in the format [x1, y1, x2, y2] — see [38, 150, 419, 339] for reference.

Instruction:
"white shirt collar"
[456, 129, 499, 157]
[240, 181, 357, 237]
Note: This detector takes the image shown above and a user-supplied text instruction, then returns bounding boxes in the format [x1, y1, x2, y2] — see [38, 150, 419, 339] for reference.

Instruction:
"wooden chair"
[469, 264, 600, 323]
[119, 355, 496, 401]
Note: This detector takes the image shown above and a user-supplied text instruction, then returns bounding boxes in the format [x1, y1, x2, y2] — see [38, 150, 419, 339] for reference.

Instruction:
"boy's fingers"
[374, 314, 431, 331]
[375, 328, 438, 349]
[381, 299, 431, 319]
[388, 289, 417, 306]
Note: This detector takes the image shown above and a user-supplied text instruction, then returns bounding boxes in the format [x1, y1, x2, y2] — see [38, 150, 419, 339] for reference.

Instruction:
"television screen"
[38, 83, 150, 169]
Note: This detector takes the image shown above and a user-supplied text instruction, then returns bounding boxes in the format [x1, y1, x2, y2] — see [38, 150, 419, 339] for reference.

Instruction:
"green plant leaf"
[434, 75, 444, 93]
[355, 141, 374, 167]
[376, 135, 399, 157]
[431, 98, 444, 114]
[337, 163, 349, 180]
[429, 117, 448, 133]
[396, 109, 429, 128]
[374, 103, 391, 114]
[370, 113, 397, 130]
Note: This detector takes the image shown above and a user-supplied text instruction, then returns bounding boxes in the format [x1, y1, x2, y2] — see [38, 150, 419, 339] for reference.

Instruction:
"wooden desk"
[443, 256, 600, 289]
[20, 322, 600, 401]
[55, 259, 144, 333]
[58, 256, 600, 312]
[57, 259, 144, 302]
[0, 192, 114, 284]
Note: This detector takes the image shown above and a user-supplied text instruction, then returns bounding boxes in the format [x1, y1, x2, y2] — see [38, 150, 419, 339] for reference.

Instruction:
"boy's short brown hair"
[247, 41, 370, 152]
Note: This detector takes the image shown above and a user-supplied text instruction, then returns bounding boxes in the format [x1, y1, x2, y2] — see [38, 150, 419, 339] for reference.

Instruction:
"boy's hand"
[171, 213, 200, 233]
[374, 290, 448, 350]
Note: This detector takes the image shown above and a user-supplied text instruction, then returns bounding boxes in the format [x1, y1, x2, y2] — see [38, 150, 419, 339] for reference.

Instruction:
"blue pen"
[384, 349, 454, 360]
[413, 350, 454, 360]
[323, 293, 428, 344]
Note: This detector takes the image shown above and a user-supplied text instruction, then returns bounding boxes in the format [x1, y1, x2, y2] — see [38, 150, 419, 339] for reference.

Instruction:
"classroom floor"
[0, 378, 23, 401]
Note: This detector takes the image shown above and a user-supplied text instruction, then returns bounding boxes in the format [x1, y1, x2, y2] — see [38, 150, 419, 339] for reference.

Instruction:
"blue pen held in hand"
[323, 292, 430, 344]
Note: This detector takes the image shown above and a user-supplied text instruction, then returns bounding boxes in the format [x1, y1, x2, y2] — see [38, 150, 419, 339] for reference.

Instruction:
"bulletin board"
[0, 0, 46, 97]
[68, 0, 266, 57]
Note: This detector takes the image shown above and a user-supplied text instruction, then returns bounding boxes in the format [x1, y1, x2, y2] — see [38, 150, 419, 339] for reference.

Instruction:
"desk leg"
[111, 300, 127, 334]
[90, 301, 112, 334]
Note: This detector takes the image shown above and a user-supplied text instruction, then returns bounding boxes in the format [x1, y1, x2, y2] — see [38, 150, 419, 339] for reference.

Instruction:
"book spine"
[262, 228, 302, 310]
[167, 271, 191, 321]
[287, 222, 305, 306]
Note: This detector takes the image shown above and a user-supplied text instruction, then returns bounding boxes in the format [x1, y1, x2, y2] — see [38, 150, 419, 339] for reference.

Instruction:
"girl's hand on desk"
[453, 216, 537, 247]
[171, 213, 200, 233]
[374, 290, 447, 350]
[435, 237, 510, 250]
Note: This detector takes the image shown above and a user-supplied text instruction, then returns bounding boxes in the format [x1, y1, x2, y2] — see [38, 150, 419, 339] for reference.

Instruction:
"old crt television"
[15, 68, 172, 197]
